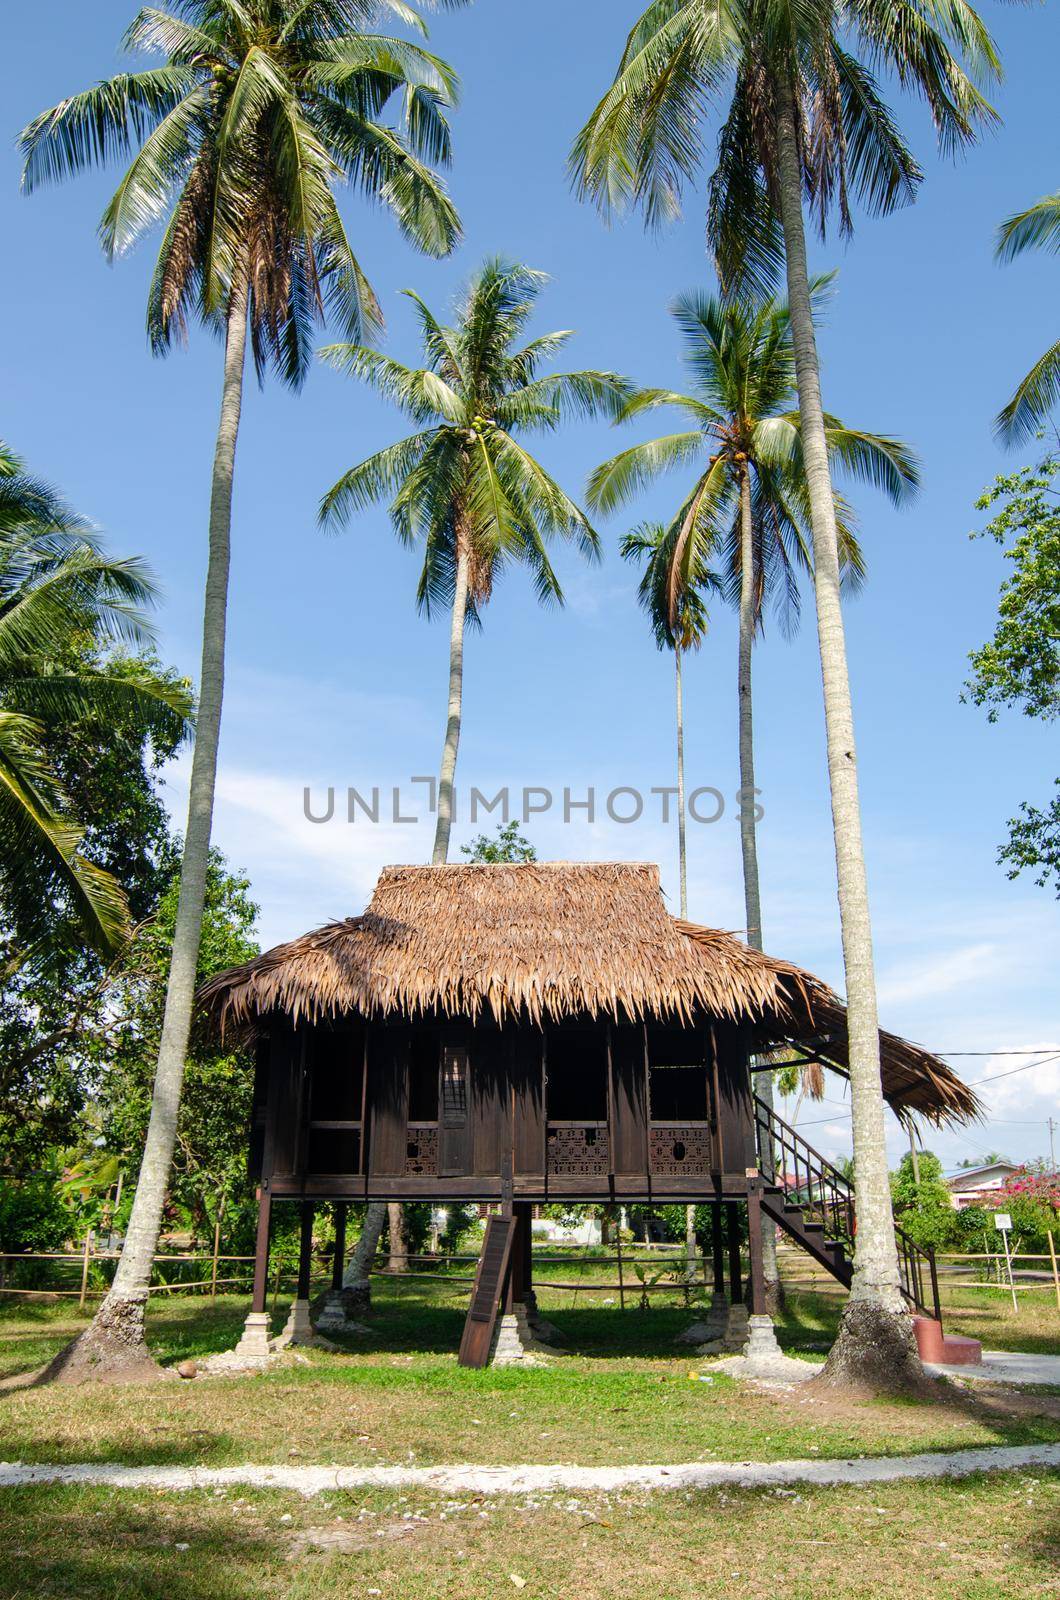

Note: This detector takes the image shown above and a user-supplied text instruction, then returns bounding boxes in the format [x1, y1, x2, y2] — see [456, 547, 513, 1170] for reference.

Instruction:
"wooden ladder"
[458, 1212, 515, 1369]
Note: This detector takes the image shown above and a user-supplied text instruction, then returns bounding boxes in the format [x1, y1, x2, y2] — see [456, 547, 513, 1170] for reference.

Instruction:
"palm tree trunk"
[675, 646, 688, 918]
[386, 1201, 409, 1273]
[737, 467, 782, 1309]
[774, 89, 918, 1387]
[341, 1202, 387, 1317]
[46, 278, 250, 1382]
[737, 470, 763, 953]
[432, 542, 470, 864]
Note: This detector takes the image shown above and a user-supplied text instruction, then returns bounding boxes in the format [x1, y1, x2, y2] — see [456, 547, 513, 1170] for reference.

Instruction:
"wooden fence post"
[615, 1220, 625, 1310]
[79, 1230, 93, 1310]
[210, 1206, 223, 1305]
[1048, 1231, 1060, 1314]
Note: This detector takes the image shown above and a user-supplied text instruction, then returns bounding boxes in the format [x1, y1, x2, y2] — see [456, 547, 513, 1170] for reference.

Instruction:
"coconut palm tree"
[321, 256, 630, 862]
[598, 290, 917, 1306]
[0, 442, 190, 959]
[995, 193, 1060, 443]
[574, 0, 996, 1383]
[619, 520, 718, 918]
[593, 289, 916, 948]
[622, 517, 720, 1285]
[21, 0, 463, 1378]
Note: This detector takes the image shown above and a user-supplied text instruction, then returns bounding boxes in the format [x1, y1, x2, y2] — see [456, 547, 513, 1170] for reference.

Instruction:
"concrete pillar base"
[742, 1313, 784, 1362]
[523, 1292, 565, 1346]
[489, 1304, 551, 1366]
[694, 1300, 749, 1356]
[315, 1290, 369, 1335]
[677, 1291, 729, 1347]
[232, 1311, 273, 1361]
[272, 1297, 316, 1349]
[710, 1313, 816, 1383]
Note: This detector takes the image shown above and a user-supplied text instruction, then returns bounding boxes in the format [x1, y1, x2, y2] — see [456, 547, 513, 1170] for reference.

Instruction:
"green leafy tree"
[890, 1148, 957, 1251]
[574, 0, 997, 1384]
[995, 195, 1060, 442]
[0, 443, 189, 956]
[321, 256, 630, 862]
[965, 456, 1060, 892]
[21, 0, 463, 1376]
[0, 1161, 72, 1254]
[620, 520, 718, 920]
[100, 850, 260, 1251]
[461, 821, 537, 863]
[0, 635, 189, 1178]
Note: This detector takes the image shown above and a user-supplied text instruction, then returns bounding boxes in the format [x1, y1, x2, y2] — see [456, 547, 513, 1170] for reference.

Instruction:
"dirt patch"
[287, 1518, 424, 1560]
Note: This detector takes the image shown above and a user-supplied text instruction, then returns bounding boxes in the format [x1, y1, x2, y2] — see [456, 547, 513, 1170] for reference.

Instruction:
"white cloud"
[876, 942, 1001, 1007]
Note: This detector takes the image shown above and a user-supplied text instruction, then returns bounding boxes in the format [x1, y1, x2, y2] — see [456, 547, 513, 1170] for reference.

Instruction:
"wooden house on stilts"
[200, 862, 979, 1366]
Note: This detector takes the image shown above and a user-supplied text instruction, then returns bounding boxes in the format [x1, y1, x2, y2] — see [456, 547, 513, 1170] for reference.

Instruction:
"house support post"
[332, 1202, 348, 1293]
[747, 1179, 767, 1317]
[727, 1202, 743, 1305]
[711, 1199, 726, 1295]
[231, 1185, 273, 1361]
[277, 1201, 316, 1347]
[740, 1175, 785, 1367]
[317, 1200, 351, 1331]
[510, 1201, 532, 1306]
[491, 1190, 552, 1365]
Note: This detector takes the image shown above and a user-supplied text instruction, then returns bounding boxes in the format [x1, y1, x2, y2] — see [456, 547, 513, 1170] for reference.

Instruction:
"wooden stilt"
[251, 1186, 272, 1315]
[746, 1180, 767, 1316]
[727, 1201, 743, 1305]
[510, 1202, 533, 1305]
[332, 1201, 348, 1294]
[711, 1201, 725, 1296]
[297, 1201, 314, 1301]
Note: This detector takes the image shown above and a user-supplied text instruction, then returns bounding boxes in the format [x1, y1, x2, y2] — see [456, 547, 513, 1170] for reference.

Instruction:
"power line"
[937, 1049, 1060, 1057]
[966, 1052, 1060, 1088]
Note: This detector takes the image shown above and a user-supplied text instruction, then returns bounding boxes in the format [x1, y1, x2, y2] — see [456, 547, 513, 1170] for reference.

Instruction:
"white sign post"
[994, 1213, 1018, 1311]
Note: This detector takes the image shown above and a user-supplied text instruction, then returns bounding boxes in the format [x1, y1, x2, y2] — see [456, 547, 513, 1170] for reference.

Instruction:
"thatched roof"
[199, 861, 979, 1124]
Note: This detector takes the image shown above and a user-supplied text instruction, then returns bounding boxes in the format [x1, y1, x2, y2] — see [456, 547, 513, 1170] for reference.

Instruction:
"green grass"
[1, 1281, 1058, 1471]
[1, 1473, 1057, 1599]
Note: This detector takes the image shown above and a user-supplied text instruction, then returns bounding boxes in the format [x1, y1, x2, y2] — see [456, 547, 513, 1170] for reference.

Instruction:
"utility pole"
[1048, 1116, 1057, 1173]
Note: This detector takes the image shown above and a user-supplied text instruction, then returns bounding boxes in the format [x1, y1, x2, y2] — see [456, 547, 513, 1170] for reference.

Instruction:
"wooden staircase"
[458, 1212, 515, 1368]
[753, 1095, 943, 1324]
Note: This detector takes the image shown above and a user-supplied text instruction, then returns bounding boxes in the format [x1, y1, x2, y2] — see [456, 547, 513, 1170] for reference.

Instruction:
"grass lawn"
[0, 1278, 1057, 1471]
[1, 1473, 1057, 1599]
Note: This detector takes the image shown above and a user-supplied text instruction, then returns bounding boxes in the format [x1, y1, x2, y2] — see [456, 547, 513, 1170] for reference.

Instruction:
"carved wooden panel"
[405, 1128, 438, 1176]
[547, 1125, 610, 1176]
[649, 1126, 711, 1175]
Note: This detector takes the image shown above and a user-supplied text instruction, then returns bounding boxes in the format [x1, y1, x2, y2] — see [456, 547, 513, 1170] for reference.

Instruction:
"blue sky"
[3, 1, 1058, 1173]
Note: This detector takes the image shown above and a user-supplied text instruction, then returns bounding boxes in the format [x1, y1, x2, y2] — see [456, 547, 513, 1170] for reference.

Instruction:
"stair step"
[913, 1317, 982, 1367]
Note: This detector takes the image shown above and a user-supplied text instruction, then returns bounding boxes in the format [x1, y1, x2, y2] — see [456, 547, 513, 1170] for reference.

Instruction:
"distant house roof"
[946, 1161, 1018, 1189]
[199, 861, 980, 1125]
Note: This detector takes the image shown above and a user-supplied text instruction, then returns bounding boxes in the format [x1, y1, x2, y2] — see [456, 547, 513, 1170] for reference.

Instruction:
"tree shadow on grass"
[0, 1486, 278, 1600]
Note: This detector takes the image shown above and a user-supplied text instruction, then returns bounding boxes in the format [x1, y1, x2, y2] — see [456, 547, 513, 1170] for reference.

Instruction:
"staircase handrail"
[753, 1094, 942, 1324]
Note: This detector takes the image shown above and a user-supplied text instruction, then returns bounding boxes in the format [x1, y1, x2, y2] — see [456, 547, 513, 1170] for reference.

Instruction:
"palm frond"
[318, 430, 436, 528]
[20, 68, 201, 191]
[995, 337, 1060, 446]
[996, 192, 1060, 263]
[0, 709, 131, 953]
[587, 432, 708, 514]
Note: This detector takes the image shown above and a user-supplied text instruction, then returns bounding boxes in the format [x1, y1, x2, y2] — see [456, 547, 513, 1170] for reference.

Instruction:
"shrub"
[0, 1169, 72, 1253]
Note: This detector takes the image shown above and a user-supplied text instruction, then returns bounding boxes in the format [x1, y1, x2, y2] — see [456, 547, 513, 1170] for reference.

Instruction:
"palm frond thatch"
[198, 861, 978, 1124]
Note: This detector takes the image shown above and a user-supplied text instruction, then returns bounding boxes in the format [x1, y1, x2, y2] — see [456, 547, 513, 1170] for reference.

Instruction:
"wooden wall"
[260, 1010, 757, 1200]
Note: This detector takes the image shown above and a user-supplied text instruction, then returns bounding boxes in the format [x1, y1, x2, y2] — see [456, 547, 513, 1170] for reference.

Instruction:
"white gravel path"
[1, 1443, 1058, 1498]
